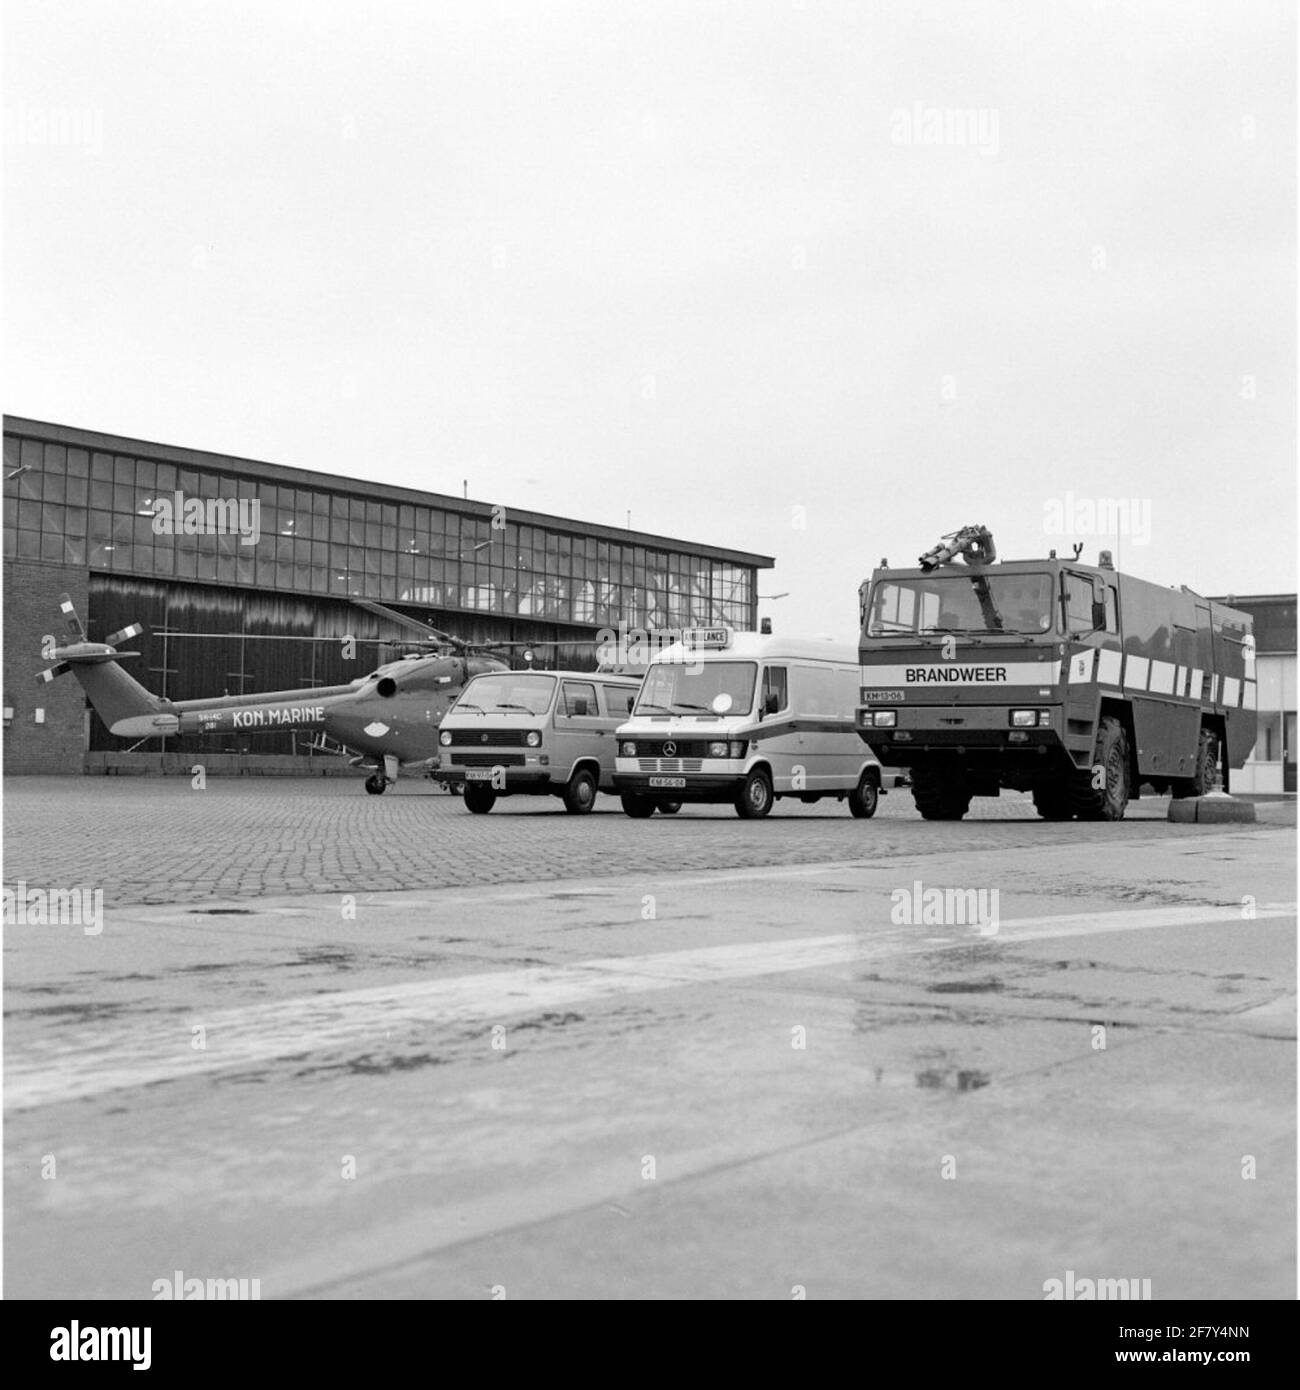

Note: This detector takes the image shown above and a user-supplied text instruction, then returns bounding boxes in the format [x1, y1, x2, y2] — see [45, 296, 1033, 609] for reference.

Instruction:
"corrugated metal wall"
[87, 576, 597, 755]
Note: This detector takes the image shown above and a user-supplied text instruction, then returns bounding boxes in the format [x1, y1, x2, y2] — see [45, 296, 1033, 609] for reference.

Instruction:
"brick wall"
[3, 561, 89, 774]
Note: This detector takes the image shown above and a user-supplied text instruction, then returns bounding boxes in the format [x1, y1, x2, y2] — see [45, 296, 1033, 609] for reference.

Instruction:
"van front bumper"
[613, 771, 745, 803]
[433, 767, 553, 792]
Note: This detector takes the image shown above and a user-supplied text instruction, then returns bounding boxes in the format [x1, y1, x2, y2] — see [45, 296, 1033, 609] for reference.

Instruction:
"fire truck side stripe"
[1148, 660, 1176, 695]
[1096, 648, 1122, 686]
[1123, 655, 1149, 691]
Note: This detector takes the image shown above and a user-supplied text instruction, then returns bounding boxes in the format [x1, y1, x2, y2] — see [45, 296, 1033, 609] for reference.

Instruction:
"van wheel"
[463, 784, 496, 814]
[735, 769, 774, 819]
[563, 768, 598, 814]
[657, 802, 682, 815]
[848, 773, 879, 818]
[621, 793, 655, 818]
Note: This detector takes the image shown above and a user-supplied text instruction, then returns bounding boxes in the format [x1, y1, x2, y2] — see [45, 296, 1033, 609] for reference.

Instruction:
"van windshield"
[635, 661, 757, 715]
[454, 673, 556, 714]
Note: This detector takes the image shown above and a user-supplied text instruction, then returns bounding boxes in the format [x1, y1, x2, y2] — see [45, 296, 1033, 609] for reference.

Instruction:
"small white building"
[1211, 594, 1296, 795]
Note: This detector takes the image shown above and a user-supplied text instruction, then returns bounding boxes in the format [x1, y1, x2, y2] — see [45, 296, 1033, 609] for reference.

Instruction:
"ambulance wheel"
[1189, 728, 1220, 796]
[848, 774, 879, 818]
[1032, 781, 1074, 820]
[463, 784, 497, 814]
[735, 769, 774, 819]
[364, 774, 387, 795]
[657, 802, 682, 815]
[621, 793, 656, 818]
[562, 768, 598, 814]
[1073, 716, 1130, 821]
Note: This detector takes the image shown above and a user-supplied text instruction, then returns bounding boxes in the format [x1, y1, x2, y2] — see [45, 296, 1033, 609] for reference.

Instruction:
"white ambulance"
[613, 628, 894, 818]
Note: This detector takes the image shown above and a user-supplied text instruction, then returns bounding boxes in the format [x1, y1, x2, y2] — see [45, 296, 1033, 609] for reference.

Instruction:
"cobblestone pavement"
[3, 776, 1291, 905]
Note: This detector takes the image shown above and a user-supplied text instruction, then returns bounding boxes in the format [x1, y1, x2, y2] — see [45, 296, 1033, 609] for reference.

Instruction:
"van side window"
[602, 684, 634, 716]
[561, 681, 598, 717]
[1105, 585, 1119, 634]
[761, 666, 788, 715]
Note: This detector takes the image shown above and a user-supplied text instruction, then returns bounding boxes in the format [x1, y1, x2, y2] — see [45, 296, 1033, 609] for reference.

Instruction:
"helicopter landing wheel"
[364, 773, 388, 795]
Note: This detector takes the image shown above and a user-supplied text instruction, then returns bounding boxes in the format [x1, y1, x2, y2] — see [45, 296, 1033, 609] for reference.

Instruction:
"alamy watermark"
[890, 103, 1000, 157]
[1043, 493, 1152, 546]
[3, 881, 103, 935]
[890, 879, 999, 934]
[151, 492, 261, 545]
[4, 104, 103, 154]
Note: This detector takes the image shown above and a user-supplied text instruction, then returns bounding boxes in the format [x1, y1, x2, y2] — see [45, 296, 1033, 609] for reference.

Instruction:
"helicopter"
[36, 593, 583, 793]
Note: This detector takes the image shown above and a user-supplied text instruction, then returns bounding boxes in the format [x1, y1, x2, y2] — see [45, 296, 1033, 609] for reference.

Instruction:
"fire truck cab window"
[1064, 573, 1095, 628]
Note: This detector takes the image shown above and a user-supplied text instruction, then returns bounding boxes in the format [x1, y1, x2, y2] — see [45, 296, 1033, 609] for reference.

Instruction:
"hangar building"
[3, 418, 774, 774]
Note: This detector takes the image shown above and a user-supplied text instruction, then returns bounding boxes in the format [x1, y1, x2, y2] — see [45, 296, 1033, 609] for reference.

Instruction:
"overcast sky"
[4, 0, 1294, 641]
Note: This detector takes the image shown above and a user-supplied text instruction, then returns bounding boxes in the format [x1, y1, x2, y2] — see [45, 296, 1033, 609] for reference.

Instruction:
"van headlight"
[708, 741, 728, 758]
[621, 741, 637, 757]
[439, 730, 452, 746]
[525, 731, 542, 747]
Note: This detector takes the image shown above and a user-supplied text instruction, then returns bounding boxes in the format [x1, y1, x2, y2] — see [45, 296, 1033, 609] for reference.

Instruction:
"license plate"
[649, 776, 686, 788]
[464, 769, 496, 781]
[862, 689, 905, 701]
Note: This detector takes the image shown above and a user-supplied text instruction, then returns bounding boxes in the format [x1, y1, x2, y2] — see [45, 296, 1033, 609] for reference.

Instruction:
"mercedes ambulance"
[613, 628, 893, 818]
[434, 668, 650, 814]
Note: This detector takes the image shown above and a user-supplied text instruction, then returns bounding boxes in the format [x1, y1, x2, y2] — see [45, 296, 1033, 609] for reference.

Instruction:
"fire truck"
[856, 526, 1257, 820]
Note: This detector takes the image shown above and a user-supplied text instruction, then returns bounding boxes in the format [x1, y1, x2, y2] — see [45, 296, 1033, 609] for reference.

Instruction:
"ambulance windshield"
[635, 661, 757, 716]
[868, 573, 1054, 636]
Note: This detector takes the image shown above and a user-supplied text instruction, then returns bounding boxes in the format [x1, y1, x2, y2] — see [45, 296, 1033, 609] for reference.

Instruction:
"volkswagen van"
[434, 668, 647, 814]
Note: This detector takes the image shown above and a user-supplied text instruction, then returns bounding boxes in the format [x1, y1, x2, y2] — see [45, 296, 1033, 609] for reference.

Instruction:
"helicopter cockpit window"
[453, 673, 557, 715]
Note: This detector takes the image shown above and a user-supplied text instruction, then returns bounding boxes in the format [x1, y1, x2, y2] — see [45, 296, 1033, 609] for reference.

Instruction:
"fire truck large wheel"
[910, 767, 970, 820]
[735, 768, 774, 819]
[364, 773, 387, 795]
[463, 784, 497, 814]
[1073, 716, 1130, 821]
[1189, 728, 1220, 796]
[1032, 781, 1074, 820]
[562, 767, 598, 814]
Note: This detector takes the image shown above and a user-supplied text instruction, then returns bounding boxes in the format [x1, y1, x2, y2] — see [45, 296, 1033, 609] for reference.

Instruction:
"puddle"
[928, 979, 1005, 994]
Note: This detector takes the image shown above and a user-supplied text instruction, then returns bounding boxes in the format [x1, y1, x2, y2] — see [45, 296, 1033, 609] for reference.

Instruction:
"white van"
[613, 629, 895, 818]
[434, 668, 649, 814]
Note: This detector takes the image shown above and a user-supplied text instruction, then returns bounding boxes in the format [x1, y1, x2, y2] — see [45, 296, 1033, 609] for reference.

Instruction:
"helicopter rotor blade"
[348, 598, 464, 650]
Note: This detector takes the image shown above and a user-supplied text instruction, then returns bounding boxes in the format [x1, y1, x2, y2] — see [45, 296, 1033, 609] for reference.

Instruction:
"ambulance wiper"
[635, 702, 671, 712]
[493, 703, 531, 711]
[670, 702, 711, 711]
[457, 702, 484, 711]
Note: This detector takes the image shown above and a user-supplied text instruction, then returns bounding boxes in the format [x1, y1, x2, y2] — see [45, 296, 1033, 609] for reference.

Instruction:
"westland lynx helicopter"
[37, 593, 578, 793]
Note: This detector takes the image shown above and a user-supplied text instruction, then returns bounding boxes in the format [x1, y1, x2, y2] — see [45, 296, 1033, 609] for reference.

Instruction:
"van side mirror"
[764, 692, 780, 715]
[626, 697, 635, 713]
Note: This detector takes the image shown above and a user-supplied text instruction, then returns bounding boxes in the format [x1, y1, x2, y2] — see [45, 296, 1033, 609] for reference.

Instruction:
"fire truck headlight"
[439, 730, 453, 746]
[525, 731, 542, 747]
[1010, 710, 1037, 727]
[708, 741, 729, 758]
[873, 710, 897, 728]
[621, 741, 637, 757]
